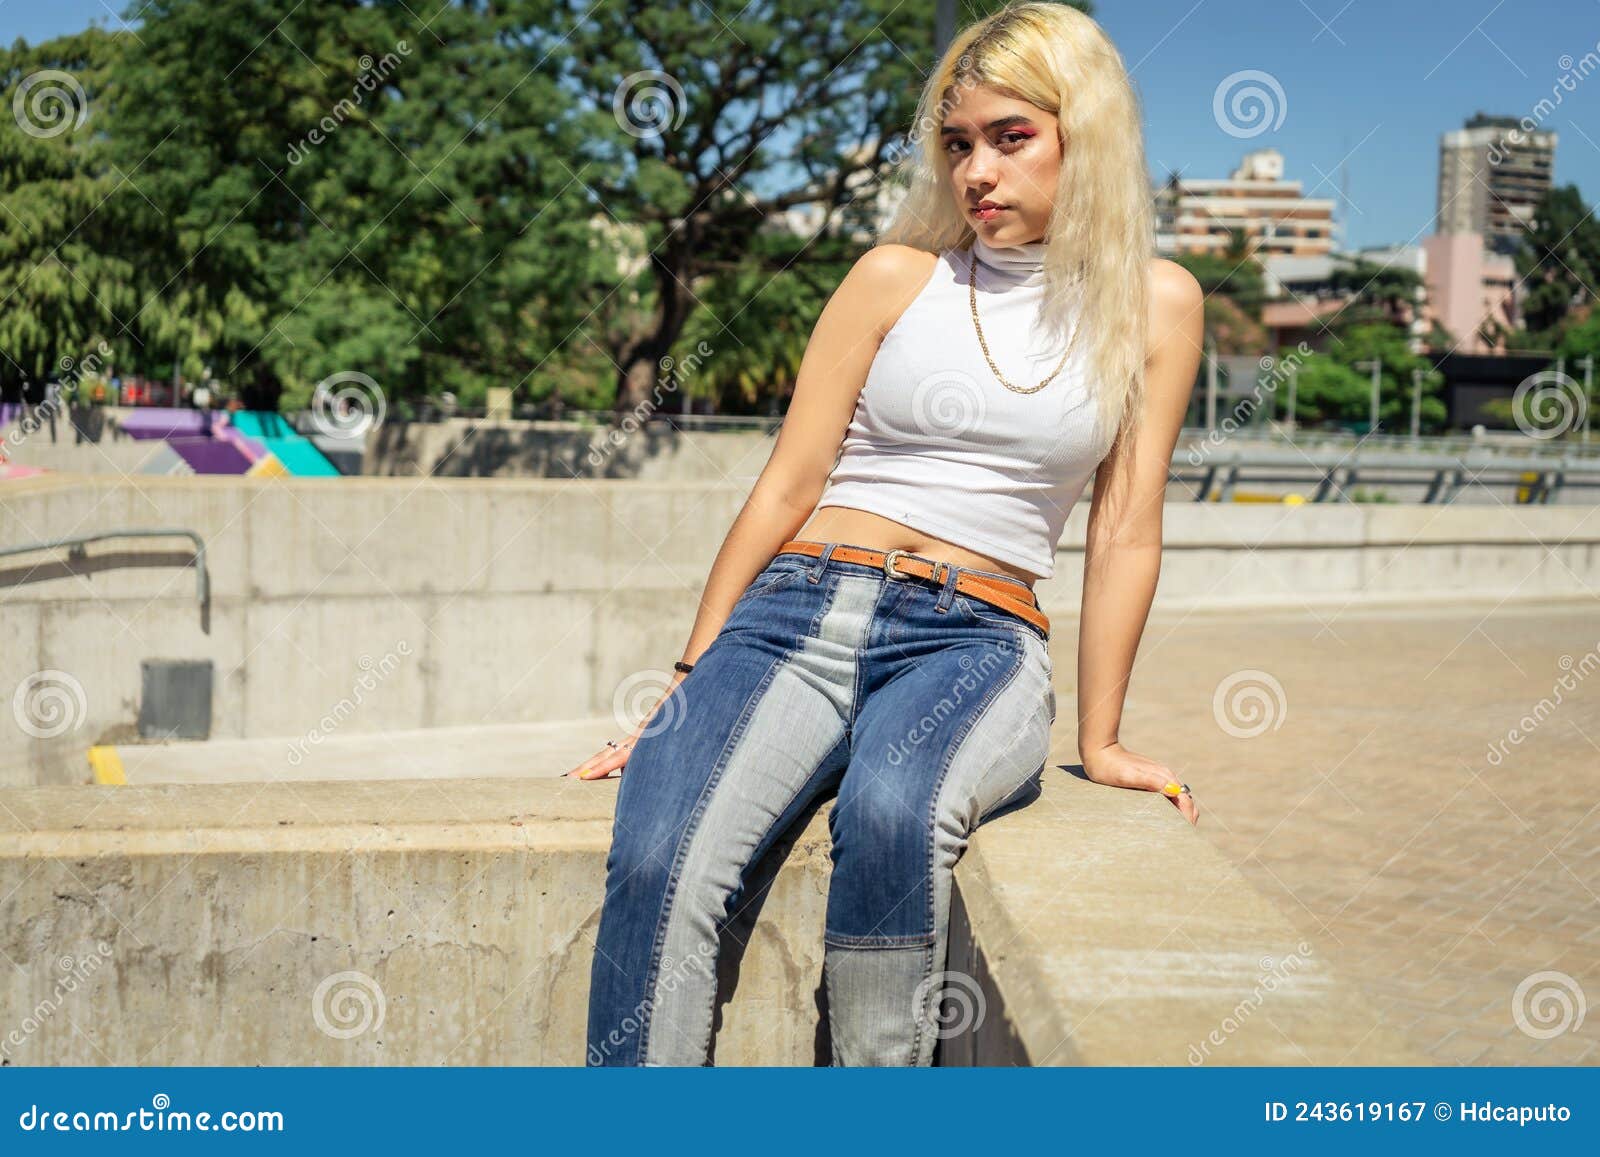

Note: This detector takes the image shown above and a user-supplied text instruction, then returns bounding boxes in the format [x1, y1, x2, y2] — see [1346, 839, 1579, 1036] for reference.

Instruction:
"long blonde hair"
[878, 1, 1153, 462]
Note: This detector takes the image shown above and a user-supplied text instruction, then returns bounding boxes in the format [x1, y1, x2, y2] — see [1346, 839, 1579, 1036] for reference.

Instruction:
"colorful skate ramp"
[116, 408, 338, 476]
[229, 411, 340, 476]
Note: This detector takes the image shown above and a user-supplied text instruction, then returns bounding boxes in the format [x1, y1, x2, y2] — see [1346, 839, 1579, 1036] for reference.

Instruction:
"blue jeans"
[585, 540, 1056, 1065]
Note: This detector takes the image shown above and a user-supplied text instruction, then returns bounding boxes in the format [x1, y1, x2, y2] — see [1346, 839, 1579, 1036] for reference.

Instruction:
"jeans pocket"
[952, 593, 1047, 643]
[741, 561, 808, 601]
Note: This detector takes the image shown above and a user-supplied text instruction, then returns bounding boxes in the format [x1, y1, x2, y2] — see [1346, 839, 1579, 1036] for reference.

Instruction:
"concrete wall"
[364, 417, 779, 482]
[2, 440, 165, 475]
[3, 409, 783, 481]
[3, 474, 1597, 786]
[0, 772, 1426, 1065]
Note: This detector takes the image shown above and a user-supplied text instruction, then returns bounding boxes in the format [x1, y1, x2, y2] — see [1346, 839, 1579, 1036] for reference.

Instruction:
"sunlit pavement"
[1045, 596, 1600, 1065]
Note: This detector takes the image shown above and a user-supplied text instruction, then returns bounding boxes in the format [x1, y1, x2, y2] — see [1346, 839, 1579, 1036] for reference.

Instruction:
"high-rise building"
[1154, 148, 1337, 257]
[1436, 112, 1556, 255]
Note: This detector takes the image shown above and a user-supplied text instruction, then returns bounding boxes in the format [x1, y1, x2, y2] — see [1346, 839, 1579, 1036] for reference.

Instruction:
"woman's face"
[939, 84, 1061, 247]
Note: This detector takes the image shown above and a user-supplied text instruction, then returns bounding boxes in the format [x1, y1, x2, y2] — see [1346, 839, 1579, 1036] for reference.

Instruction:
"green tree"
[106, 0, 605, 409]
[3, 0, 1094, 417]
[1327, 254, 1425, 330]
[0, 30, 142, 391]
[1515, 185, 1600, 334]
[1319, 323, 1446, 433]
[552, 0, 964, 414]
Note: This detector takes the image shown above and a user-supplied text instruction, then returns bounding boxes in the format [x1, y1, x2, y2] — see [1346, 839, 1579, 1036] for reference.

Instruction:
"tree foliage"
[3, 0, 1057, 412]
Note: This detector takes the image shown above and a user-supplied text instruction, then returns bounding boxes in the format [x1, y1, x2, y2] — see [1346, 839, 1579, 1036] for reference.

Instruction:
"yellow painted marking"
[87, 745, 126, 785]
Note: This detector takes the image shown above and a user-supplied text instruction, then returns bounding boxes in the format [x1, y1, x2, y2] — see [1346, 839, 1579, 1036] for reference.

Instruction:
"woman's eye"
[945, 133, 1027, 155]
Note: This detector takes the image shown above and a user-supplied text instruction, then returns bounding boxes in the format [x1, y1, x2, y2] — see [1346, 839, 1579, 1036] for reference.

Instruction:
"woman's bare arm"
[568, 244, 937, 777]
[672, 244, 940, 669]
[1075, 258, 1204, 821]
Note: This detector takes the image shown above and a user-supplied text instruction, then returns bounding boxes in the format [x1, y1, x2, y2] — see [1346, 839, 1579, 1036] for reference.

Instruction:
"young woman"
[572, 1, 1203, 1066]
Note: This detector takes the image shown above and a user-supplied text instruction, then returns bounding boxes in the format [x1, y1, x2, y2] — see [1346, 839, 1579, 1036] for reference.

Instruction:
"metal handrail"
[1175, 445, 1600, 504]
[0, 528, 210, 616]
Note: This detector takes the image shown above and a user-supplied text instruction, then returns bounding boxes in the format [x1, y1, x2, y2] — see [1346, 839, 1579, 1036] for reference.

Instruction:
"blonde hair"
[878, 1, 1153, 463]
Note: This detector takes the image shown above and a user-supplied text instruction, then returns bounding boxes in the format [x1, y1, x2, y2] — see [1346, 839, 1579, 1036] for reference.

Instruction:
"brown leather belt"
[775, 539, 1050, 637]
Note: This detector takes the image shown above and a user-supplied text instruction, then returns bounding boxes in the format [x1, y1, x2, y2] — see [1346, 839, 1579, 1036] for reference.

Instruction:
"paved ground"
[1043, 594, 1600, 1066]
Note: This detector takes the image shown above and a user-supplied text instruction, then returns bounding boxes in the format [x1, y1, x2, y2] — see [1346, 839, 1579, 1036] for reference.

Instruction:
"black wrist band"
[673, 661, 695, 674]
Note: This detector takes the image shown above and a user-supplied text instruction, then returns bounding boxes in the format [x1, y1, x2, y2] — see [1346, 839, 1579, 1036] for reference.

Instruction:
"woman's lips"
[973, 205, 1007, 221]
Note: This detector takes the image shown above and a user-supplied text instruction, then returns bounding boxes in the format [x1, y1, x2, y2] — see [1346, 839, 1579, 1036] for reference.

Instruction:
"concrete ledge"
[945, 775, 1424, 1065]
[0, 771, 1426, 1066]
[86, 718, 617, 785]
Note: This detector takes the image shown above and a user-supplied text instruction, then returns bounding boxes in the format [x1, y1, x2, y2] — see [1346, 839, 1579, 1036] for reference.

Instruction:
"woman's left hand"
[1080, 741, 1198, 826]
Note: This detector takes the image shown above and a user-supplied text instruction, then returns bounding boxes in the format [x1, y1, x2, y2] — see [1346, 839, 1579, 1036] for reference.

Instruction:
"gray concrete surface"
[92, 718, 616, 784]
[1054, 595, 1600, 1065]
[4, 474, 1597, 786]
[0, 769, 1423, 1066]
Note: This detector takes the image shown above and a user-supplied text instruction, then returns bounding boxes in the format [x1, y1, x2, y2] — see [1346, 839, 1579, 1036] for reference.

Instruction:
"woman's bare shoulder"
[1142, 257, 1204, 411]
[856, 242, 943, 278]
[1145, 257, 1203, 335]
[843, 244, 944, 338]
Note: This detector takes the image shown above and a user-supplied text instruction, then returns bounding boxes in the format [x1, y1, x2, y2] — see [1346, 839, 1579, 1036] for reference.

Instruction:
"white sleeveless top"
[813, 235, 1107, 579]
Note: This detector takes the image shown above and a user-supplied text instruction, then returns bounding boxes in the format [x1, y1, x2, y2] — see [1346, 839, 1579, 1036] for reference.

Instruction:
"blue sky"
[6, 0, 1597, 251]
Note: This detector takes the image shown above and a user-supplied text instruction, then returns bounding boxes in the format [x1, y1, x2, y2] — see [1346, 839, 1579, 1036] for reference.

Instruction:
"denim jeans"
[585, 540, 1056, 1066]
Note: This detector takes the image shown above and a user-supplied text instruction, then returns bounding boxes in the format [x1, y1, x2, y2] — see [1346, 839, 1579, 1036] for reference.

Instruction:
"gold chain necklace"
[968, 246, 1072, 395]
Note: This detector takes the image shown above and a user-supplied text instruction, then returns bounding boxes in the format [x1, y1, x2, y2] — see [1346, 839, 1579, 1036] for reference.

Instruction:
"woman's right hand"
[1080, 740, 1199, 826]
[564, 673, 687, 780]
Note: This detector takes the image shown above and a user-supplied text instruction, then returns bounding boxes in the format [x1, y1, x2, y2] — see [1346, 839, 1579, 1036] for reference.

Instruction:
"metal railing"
[1176, 443, 1600, 503]
[0, 528, 210, 624]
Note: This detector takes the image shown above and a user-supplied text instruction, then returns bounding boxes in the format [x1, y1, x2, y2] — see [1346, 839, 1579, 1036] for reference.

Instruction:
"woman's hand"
[564, 673, 687, 780]
[1080, 740, 1198, 826]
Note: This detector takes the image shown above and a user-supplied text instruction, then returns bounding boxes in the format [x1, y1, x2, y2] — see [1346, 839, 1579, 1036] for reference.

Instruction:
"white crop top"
[813, 235, 1108, 580]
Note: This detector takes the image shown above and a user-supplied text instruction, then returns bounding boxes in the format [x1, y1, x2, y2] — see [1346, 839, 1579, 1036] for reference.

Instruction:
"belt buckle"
[883, 549, 949, 584]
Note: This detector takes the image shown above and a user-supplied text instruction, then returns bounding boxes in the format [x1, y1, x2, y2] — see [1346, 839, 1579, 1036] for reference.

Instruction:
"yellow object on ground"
[87, 745, 126, 785]
[1210, 491, 1306, 503]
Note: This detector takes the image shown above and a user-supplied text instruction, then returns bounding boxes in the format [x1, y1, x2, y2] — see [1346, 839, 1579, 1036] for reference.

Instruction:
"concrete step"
[88, 717, 620, 785]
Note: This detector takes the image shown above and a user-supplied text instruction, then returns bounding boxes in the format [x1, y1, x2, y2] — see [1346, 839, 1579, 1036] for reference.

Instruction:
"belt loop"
[934, 560, 960, 612]
[809, 542, 839, 583]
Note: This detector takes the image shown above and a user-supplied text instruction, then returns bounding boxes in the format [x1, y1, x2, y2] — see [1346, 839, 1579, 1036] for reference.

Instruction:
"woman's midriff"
[795, 505, 1039, 591]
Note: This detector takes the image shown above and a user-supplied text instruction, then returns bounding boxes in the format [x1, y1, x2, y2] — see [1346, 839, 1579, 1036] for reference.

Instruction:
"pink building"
[1422, 231, 1518, 354]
